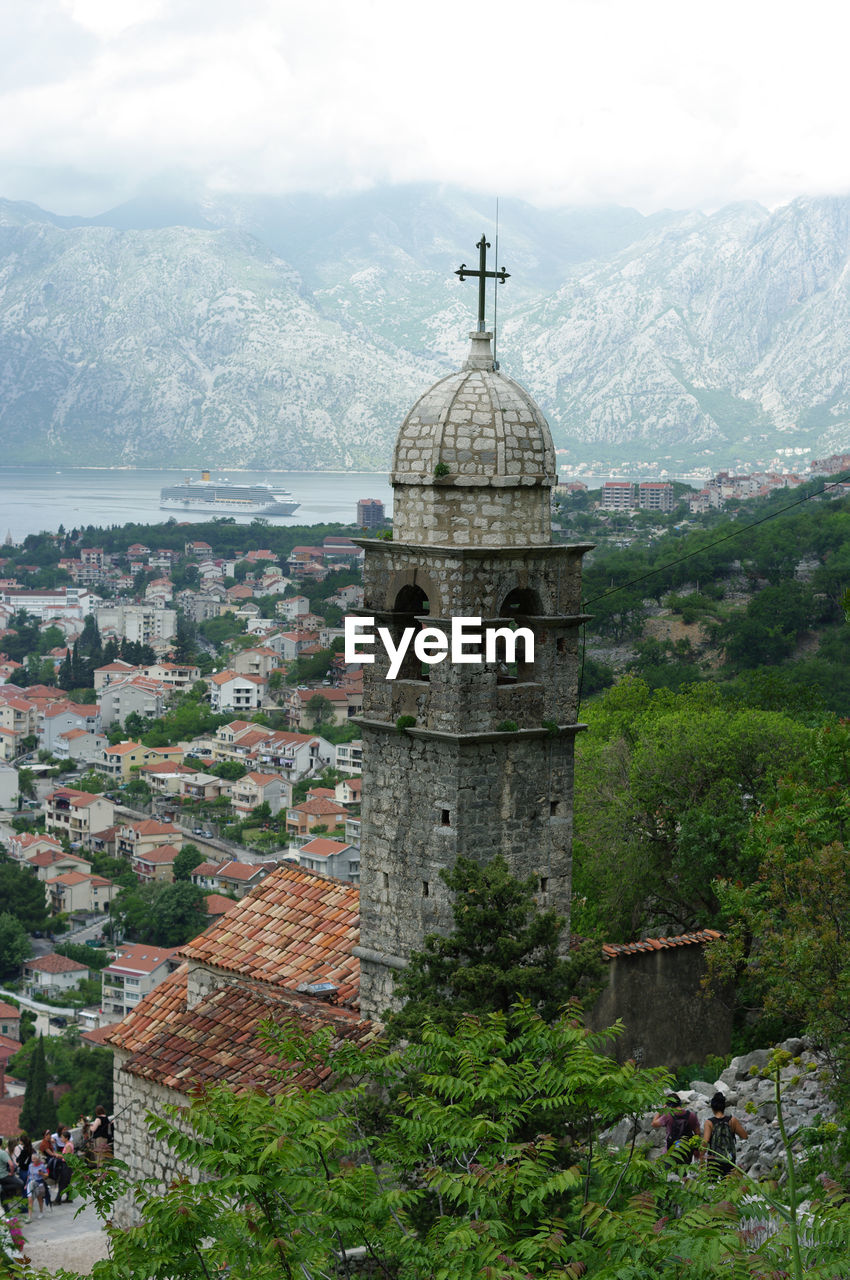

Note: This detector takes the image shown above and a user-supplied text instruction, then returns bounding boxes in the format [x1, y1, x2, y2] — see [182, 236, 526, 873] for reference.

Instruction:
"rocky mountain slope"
[1, 186, 849, 471]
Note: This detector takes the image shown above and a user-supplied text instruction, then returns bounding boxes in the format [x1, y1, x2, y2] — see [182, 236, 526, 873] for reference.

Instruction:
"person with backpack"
[703, 1091, 748, 1177]
[651, 1092, 700, 1163]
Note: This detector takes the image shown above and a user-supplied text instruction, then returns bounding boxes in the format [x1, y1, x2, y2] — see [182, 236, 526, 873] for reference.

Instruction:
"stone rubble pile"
[605, 1038, 836, 1180]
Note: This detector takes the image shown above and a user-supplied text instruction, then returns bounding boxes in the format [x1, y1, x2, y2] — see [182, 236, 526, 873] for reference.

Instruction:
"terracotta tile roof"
[124, 819, 182, 837]
[25, 952, 89, 974]
[106, 943, 180, 976]
[45, 870, 93, 886]
[301, 838, 350, 858]
[115, 979, 373, 1094]
[293, 797, 349, 818]
[180, 863, 360, 1005]
[47, 788, 102, 807]
[108, 964, 189, 1054]
[192, 861, 225, 877]
[81, 1023, 122, 1047]
[600, 928, 723, 959]
[205, 893, 239, 916]
[0, 1097, 24, 1135]
[0, 1032, 22, 1056]
[15, 834, 62, 850]
[134, 844, 181, 864]
[105, 741, 144, 755]
[27, 849, 88, 869]
[215, 860, 275, 881]
[0, 1001, 21, 1019]
[307, 787, 336, 800]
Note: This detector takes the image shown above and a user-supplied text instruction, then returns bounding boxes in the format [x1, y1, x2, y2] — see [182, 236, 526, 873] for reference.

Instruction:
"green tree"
[0, 912, 30, 980]
[19, 1034, 57, 1134]
[708, 719, 850, 1055]
[386, 855, 603, 1041]
[172, 843, 205, 882]
[305, 692, 334, 727]
[573, 678, 810, 939]
[0, 855, 51, 931]
[112, 880, 209, 947]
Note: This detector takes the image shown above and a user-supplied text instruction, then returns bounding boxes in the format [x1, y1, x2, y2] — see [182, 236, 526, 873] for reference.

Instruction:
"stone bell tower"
[354, 238, 590, 1020]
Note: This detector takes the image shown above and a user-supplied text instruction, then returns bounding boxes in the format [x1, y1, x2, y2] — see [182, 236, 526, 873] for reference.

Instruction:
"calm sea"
[0, 468, 396, 542]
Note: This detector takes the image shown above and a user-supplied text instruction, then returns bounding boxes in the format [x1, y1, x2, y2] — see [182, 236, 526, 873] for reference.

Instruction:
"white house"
[207, 671, 267, 713]
[101, 944, 181, 1020]
[23, 953, 90, 998]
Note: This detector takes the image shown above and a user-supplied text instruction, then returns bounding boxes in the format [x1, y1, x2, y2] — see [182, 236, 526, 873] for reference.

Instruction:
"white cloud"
[2, 0, 850, 214]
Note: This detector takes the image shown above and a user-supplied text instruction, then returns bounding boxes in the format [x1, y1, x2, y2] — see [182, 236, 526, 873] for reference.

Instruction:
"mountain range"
[1, 184, 849, 474]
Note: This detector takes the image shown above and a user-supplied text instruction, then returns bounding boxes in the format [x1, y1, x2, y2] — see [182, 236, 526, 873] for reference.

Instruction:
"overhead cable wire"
[581, 471, 850, 608]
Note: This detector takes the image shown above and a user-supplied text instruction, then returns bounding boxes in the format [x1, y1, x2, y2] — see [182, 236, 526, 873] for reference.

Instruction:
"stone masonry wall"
[588, 945, 733, 1069]
[112, 1048, 202, 1227]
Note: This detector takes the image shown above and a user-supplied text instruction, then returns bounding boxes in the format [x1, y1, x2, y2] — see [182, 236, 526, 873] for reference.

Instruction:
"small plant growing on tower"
[433, 461, 450, 478]
[395, 715, 416, 733]
[496, 719, 518, 732]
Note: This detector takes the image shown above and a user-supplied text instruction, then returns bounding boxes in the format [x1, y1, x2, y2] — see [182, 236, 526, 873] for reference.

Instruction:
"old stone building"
[355, 325, 589, 1018]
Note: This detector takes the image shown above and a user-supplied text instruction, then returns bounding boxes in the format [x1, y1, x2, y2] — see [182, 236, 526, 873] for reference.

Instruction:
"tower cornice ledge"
[345, 606, 594, 628]
[354, 717, 587, 744]
[352, 539, 595, 558]
[352, 946, 408, 971]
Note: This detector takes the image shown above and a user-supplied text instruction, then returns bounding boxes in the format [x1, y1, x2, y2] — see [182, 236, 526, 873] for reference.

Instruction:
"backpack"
[667, 1109, 696, 1161]
[707, 1114, 737, 1165]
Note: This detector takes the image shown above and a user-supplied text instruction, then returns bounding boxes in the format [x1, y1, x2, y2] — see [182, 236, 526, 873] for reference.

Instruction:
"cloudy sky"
[3, 0, 850, 216]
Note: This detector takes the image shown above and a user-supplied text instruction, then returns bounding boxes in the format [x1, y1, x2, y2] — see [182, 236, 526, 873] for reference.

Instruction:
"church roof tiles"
[114, 978, 373, 1094]
[179, 863, 359, 1004]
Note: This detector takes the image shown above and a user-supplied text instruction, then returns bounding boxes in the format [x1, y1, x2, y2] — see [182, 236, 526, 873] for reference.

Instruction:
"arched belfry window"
[494, 587, 540, 683]
[390, 583, 431, 680]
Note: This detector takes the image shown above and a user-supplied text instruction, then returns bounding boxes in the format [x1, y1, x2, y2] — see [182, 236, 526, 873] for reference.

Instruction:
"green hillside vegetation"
[579, 479, 850, 714]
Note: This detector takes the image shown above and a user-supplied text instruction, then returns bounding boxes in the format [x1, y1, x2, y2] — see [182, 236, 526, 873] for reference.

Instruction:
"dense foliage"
[387, 856, 603, 1041]
[572, 678, 810, 939]
[110, 880, 209, 948]
[57, 1010, 850, 1280]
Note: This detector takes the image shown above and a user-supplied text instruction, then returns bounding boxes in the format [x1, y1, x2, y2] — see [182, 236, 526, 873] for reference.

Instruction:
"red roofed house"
[117, 819, 184, 862]
[23, 952, 90, 998]
[107, 863, 367, 1224]
[207, 860, 276, 899]
[298, 837, 360, 884]
[230, 771, 292, 816]
[6, 831, 64, 862]
[286, 796, 349, 838]
[207, 670, 267, 713]
[335, 777, 362, 806]
[45, 788, 115, 846]
[45, 870, 116, 915]
[132, 844, 181, 884]
[27, 848, 92, 881]
[0, 1002, 21, 1040]
[102, 943, 182, 1020]
[101, 740, 164, 782]
[189, 860, 228, 891]
[93, 659, 139, 691]
[40, 699, 101, 753]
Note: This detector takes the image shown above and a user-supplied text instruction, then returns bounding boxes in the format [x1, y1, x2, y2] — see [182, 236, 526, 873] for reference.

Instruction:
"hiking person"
[651, 1092, 700, 1163]
[703, 1091, 748, 1176]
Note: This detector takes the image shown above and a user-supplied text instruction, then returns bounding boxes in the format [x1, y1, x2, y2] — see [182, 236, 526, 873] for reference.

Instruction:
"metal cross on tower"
[455, 234, 510, 332]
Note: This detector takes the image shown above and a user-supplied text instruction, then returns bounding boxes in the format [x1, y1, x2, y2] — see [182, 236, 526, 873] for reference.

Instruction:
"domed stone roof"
[391, 331, 556, 547]
[392, 332, 556, 487]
